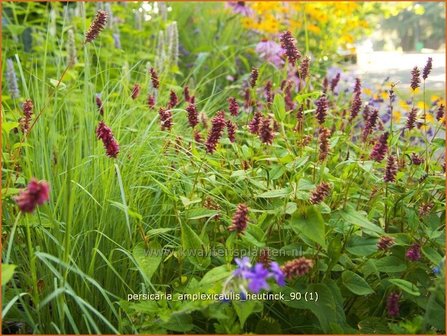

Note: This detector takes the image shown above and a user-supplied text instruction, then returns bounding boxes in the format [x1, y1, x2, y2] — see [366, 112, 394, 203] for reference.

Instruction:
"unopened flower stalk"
[6, 59, 20, 99]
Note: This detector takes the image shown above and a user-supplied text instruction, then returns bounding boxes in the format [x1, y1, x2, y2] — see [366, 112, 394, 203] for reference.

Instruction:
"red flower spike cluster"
[281, 257, 313, 279]
[85, 10, 107, 44]
[96, 121, 120, 158]
[15, 178, 50, 213]
[228, 203, 249, 234]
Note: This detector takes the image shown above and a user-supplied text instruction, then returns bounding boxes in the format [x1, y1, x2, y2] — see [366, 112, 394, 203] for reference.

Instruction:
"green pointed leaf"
[1, 264, 16, 286]
[342, 270, 374, 295]
[133, 241, 162, 282]
[289, 206, 326, 249]
[388, 279, 420, 296]
[181, 223, 210, 269]
[339, 206, 384, 234]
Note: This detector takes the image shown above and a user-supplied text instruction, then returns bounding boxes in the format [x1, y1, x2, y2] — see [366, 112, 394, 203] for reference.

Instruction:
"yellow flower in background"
[363, 88, 372, 96]
[307, 24, 321, 34]
[393, 111, 402, 122]
[399, 100, 410, 109]
[417, 101, 427, 110]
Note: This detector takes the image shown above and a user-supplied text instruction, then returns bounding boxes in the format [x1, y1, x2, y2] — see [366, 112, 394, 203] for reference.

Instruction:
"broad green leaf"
[133, 241, 162, 281]
[1, 264, 16, 286]
[374, 256, 407, 273]
[181, 223, 210, 269]
[199, 265, 232, 286]
[289, 206, 326, 249]
[342, 270, 374, 295]
[233, 299, 263, 327]
[2, 121, 19, 134]
[388, 279, 420, 296]
[272, 94, 286, 121]
[284, 202, 297, 215]
[346, 236, 377, 256]
[422, 246, 443, 265]
[339, 206, 384, 234]
[187, 208, 219, 220]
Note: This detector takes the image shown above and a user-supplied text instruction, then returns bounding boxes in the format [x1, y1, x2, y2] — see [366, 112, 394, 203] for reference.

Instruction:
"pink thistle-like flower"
[422, 57, 433, 80]
[248, 111, 263, 134]
[85, 10, 107, 44]
[318, 127, 331, 161]
[149, 67, 160, 89]
[228, 203, 249, 233]
[406, 243, 421, 261]
[387, 292, 400, 317]
[281, 257, 313, 279]
[14, 178, 50, 213]
[226, 1, 253, 16]
[226, 119, 237, 143]
[186, 102, 198, 128]
[255, 39, 284, 68]
[158, 107, 173, 131]
[96, 121, 120, 158]
[250, 67, 258, 88]
[309, 182, 331, 204]
[95, 94, 104, 116]
[131, 84, 140, 100]
[168, 90, 178, 109]
[315, 95, 328, 124]
[299, 56, 310, 79]
[384, 155, 398, 183]
[436, 104, 444, 121]
[410, 153, 424, 165]
[205, 111, 226, 153]
[147, 94, 155, 109]
[362, 108, 379, 141]
[259, 116, 274, 144]
[410, 66, 421, 91]
[19, 99, 33, 134]
[377, 236, 395, 250]
[406, 107, 417, 130]
[280, 31, 301, 66]
[370, 132, 389, 162]
[228, 97, 239, 116]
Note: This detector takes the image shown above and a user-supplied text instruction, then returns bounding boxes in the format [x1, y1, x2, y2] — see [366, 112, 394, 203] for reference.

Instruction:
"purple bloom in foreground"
[269, 262, 285, 286]
[246, 263, 270, 293]
[234, 257, 252, 278]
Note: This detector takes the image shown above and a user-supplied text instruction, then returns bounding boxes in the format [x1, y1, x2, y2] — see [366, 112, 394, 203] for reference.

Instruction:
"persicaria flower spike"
[410, 66, 420, 91]
[315, 95, 328, 124]
[158, 107, 173, 131]
[264, 81, 274, 105]
[228, 97, 239, 116]
[354, 78, 362, 95]
[226, 120, 237, 143]
[418, 202, 433, 217]
[362, 108, 378, 141]
[349, 92, 362, 120]
[96, 121, 119, 158]
[406, 243, 421, 261]
[377, 236, 395, 250]
[183, 86, 191, 103]
[85, 10, 107, 44]
[387, 292, 400, 317]
[370, 132, 389, 162]
[406, 107, 417, 130]
[330, 73, 341, 92]
[249, 67, 259, 88]
[186, 103, 198, 128]
[280, 31, 301, 66]
[205, 111, 226, 153]
[299, 56, 310, 79]
[318, 127, 331, 161]
[150, 67, 160, 89]
[410, 153, 424, 165]
[147, 94, 155, 109]
[228, 203, 249, 234]
[281, 257, 313, 279]
[168, 90, 178, 109]
[131, 84, 140, 100]
[384, 155, 398, 183]
[95, 94, 104, 116]
[436, 104, 444, 121]
[259, 116, 274, 144]
[422, 57, 432, 80]
[248, 111, 262, 134]
[309, 182, 331, 204]
[20, 99, 33, 134]
[14, 178, 50, 213]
